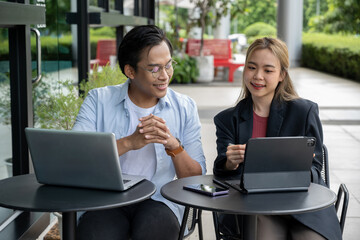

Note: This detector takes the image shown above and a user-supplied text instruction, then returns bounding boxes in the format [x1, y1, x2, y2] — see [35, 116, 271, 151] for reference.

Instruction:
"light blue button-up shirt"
[73, 79, 206, 224]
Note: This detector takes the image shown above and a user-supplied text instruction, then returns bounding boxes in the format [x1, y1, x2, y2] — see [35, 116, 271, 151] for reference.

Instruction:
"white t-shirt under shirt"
[119, 95, 157, 181]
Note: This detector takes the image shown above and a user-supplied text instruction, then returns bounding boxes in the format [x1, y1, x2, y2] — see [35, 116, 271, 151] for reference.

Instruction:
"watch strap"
[166, 138, 184, 157]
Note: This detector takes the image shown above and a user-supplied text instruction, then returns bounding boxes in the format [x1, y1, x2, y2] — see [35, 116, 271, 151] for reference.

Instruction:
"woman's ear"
[279, 70, 287, 82]
[124, 64, 135, 79]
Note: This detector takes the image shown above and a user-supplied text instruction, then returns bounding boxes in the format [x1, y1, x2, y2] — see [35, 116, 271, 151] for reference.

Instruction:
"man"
[73, 25, 206, 240]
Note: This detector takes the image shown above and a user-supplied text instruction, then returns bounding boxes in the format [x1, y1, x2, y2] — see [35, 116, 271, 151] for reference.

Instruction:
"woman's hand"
[225, 144, 246, 170]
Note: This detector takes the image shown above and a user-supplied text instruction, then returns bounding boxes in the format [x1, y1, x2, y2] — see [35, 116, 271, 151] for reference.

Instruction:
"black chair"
[322, 144, 349, 233]
[183, 207, 203, 239]
[185, 208, 203, 239]
[212, 211, 242, 240]
[211, 144, 349, 239]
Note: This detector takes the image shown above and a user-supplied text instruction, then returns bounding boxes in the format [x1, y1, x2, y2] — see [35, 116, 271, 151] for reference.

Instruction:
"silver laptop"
[25, 128, 145, 191]
[225, 136, 316, 194]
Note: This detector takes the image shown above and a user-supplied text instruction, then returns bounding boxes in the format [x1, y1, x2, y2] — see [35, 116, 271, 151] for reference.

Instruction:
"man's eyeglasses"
[140, 60, 177, 79]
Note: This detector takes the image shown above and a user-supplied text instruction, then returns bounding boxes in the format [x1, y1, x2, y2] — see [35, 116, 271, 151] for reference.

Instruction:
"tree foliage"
[45, 0, 71, 35]
[308, 0, 360, 34]
[158, 5, 189, 51]
[303, 0, 329, 32]
[189, 0, 233, 55]
[230, 0, 277, 34]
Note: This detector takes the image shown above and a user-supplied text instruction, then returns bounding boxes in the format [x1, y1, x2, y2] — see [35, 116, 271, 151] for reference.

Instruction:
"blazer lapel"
[237, 98, 253, 144]
[266, 99, 285, 137]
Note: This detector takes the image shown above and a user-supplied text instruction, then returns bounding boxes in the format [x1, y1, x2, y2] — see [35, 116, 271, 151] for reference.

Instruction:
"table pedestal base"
[243, 215, 257, 240]
[62, 212, 76, 240]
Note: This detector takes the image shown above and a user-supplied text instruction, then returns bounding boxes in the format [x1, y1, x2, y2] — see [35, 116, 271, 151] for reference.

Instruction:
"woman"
[213, 37, 341, 240]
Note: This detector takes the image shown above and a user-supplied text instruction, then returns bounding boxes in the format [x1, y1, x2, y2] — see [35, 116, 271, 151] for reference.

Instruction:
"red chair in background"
[90, 39, 116, 69]
[186, 39, 244, 82]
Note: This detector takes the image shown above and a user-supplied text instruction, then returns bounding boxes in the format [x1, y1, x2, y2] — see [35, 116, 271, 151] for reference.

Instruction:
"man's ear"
[124, 64, 135, 79]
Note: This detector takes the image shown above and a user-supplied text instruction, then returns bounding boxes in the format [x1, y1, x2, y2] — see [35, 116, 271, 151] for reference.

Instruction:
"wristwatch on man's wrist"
[165, 138, 184, 157]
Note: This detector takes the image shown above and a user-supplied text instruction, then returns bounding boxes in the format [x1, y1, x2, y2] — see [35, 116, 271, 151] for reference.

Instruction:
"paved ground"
[171, 67, 360, 240]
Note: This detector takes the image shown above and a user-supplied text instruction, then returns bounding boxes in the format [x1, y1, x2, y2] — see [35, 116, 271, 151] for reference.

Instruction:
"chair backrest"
[96, 39, 117, 66]
[183, 208, 202, 239]
[321, 144, 330, 187]
[184, 208, 196, 237]
[321, 144, 349, 234]
[186, 39, 232, 60]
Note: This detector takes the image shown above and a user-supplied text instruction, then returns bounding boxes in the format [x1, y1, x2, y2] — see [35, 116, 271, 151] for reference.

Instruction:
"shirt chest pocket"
[105, 110, 130, 139]
[114, 130, 126, 140]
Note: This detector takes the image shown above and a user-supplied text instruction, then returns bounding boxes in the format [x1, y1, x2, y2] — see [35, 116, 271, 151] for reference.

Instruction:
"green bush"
[247, 34, 277, 45]
[0, 35, 73, 61]
[79, 64, 127, 98]
[90, 27, 116, 37]
[39, 35, 73, 61]
[35, 65, 127, 130]
[0, 41, 8, 60]
[0, 77, 53, 126]
[0, 35, 114, 61]
[302, 33, 360, 81]
[244, 22, 277, 39]
[172, 55, 198, 84]
[0, 65, 126, 129]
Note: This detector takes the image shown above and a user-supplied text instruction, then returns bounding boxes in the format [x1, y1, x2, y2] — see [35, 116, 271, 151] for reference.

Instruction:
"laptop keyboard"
[123, 179, 131, 184]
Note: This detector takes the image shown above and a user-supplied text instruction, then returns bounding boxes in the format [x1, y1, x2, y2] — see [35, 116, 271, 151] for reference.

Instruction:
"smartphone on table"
[183, 184, 229, 197]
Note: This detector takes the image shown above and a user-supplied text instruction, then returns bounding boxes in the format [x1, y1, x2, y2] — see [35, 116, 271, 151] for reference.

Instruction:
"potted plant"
[35, 65, 127, 129]
[189, 0, 231, 82]
[172, 55, 199, 84]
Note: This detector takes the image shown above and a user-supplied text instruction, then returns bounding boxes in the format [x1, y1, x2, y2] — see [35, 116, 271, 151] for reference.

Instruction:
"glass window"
[124, 0, 134, 16]
[110, 0, 115, 10]
[0, 28, 12, 181]
[89, 0, 98, 7]
[32, 0, 78, 129]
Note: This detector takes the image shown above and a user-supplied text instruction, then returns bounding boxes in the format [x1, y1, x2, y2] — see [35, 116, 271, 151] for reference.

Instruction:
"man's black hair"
[117, 25, 173, 77]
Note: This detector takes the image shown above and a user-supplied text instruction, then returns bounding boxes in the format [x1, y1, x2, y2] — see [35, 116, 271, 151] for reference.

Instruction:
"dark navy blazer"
[213, 97, 342, 240]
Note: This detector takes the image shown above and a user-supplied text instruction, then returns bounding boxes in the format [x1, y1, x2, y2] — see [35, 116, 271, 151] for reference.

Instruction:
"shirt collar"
[158, 92, 171, 110]
[116, 79, 130, 105]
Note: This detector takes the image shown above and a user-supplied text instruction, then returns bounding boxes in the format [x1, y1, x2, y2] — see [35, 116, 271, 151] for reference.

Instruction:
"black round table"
[0, 174, 156, 240]
[161, 175, 337, 240]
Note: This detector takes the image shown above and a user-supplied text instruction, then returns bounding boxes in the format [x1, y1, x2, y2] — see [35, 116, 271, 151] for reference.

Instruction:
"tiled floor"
[172, 67, 360, 240]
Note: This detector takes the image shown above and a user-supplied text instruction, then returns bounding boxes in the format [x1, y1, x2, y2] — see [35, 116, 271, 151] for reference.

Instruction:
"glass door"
[0, 29, 11, 181]
[0, 1, 47, 237]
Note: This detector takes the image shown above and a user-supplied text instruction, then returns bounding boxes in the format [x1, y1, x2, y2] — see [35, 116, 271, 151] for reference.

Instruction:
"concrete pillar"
[214, 5, 230, 39]
[214, 10, 230, 39]
[188, 7, 201, 39]
[277, 0, 303, 67]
